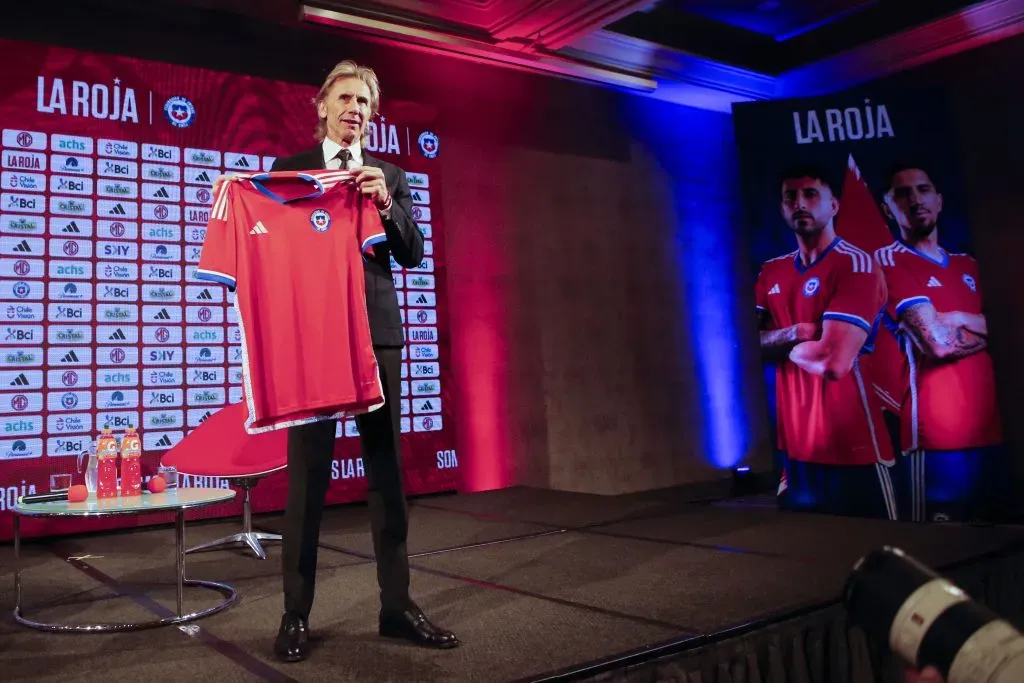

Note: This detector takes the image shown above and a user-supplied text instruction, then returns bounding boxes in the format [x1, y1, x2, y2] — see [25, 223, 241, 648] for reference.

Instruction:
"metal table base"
[13, 507, 238, 633]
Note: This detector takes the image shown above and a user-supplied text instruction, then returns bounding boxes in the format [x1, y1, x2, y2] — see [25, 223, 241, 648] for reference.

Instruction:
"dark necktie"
[334, 148, 352, 170]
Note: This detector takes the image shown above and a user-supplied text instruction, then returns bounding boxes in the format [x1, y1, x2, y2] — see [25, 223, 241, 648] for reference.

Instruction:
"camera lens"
[843, 546, 1024, 682]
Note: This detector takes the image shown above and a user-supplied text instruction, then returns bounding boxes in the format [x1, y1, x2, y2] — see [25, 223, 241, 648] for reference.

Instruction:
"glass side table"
[13, 487, 239, 633]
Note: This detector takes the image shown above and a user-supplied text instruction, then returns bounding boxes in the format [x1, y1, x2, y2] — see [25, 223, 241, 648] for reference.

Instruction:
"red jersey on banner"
[834, 155, 906, 415]
[756, 237, 893, 466]
[197, 171, 387, 433]
[873, 241, 1002, 451]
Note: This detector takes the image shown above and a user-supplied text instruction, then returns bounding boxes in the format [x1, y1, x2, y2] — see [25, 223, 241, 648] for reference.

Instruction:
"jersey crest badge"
[164, 96, 196, 128]
[962, 273, 976, 292]
[310, 209, 332, 232]
[418, 131, 439, 159]
[803, 277, 820, 297]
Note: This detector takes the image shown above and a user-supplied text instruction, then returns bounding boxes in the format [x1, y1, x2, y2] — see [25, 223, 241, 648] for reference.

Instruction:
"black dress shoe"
[274, 612, 310, 662]
[379, 605, 460, 649]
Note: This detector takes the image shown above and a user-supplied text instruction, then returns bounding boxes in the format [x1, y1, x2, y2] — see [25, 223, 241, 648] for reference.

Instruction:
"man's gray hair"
[313, 60, 381, 143]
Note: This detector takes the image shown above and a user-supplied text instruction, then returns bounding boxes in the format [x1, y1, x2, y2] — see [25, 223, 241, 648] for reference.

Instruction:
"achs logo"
[418, 131, 439, 159]
[164, 96, 196, 128]
[310, 209, 331, 232]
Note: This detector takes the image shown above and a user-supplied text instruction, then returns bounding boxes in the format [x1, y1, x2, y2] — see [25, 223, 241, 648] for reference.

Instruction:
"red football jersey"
[197, 170, 387, 434]
[874, 241, 1002, 451]
[756, 238, 894, 466]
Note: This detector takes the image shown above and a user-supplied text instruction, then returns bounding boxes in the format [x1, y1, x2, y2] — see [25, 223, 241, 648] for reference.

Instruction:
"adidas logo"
[235, 157, 251, 168]
[154, 187, 170, 198]
[199, 410, 212, 423]
[9, 373, 29, 386]
[62, 221, 80, 234]
[61, 350, 79, 363]
[927, 276, 942, 287]
[109, 203, 127, 216]
[13, 240, 31, 253]
[198, 289, 213, 300]
[197, 171, 211, 183]
[155, 308, 171, 320]
[108, 329, 127, 341]
[156, 434, 173, 447]
[769, 284, 781, 295]
[414, 294, 428, 304]
[249, 221, 268, 235]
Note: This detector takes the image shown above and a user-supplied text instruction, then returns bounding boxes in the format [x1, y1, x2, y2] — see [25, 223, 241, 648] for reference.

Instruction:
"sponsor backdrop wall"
[732, 87, 1010, 523]
[0, 38, 457, 540]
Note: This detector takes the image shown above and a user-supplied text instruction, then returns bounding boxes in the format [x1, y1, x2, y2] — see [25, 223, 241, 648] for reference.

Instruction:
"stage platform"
[3, 485, 1024, 682]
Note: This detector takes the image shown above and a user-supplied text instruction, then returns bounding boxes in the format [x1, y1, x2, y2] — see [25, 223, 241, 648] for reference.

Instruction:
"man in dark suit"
[218, 59, 459, 662]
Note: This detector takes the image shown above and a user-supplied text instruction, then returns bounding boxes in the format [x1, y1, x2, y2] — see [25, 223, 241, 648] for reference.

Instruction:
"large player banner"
[0, 38, 458, 541]
[733, 87, 1009, 524]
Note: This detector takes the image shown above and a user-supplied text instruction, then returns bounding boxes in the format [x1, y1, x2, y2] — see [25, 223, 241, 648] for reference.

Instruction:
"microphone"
[18, 491, 70, 504]
[843, 546, 1024, 682]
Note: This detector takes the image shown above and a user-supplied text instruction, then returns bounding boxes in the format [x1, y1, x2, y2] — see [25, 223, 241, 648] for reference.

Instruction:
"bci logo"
[55, 437, 87, 453]
[58, 178, 85, 192]
[148, 391, 178, 405]
[9, 197, 38, 210]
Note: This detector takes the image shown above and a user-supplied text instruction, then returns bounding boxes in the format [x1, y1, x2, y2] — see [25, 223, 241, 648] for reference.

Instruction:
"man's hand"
[212, 172, 239, 195]
[353, 167, 390, 210]
[938, 310, 988, 337]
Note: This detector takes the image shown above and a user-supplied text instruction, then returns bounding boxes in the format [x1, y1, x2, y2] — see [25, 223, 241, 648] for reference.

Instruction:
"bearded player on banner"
[873, 163, 1005, 523]
[208, 60, 458, 662]
[755, 164, 897, 520]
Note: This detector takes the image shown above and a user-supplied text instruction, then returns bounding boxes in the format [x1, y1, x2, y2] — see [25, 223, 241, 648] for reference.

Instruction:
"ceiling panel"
[658, 0, 879, 39]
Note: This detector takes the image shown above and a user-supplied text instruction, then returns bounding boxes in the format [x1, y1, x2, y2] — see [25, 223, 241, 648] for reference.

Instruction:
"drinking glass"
[49, 472, 72, 493]
[157, 465, 178, 489]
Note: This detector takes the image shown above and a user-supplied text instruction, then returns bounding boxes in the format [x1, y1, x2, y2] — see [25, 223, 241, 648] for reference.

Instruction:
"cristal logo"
[150, 168, 173, 179]
[191, 152, 215, 164]
[4, 351, 34, 363]
[7, 219, 37, 232]
[104, 183, 131, 195]
[151, 414, 177, 425]
[56, 329, 84, 342]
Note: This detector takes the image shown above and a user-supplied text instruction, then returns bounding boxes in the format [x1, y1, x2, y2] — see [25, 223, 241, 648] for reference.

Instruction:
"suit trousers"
[281, 346, 410, 618]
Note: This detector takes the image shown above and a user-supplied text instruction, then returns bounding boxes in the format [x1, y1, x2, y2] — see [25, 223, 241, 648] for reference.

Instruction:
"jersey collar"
[793, 236, 840, 274]
[898, 238, 948, 268]
[247, 173, 325, 204]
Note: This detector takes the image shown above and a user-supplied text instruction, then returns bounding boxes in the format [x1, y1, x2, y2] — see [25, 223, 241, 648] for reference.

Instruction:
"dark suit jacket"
[271, 146, 424, 347]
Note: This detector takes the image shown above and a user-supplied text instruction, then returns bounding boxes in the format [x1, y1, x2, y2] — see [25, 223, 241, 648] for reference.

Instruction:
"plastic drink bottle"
[120, 426, 142, 496]
[96, 427, 119, 499]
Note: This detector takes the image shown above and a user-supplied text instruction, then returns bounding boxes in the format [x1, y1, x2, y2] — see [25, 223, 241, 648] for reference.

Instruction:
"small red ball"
[148, 476, 166, 494]
[68, 484, 88, 502]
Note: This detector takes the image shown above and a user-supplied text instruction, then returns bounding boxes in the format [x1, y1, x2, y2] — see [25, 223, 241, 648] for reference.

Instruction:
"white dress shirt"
[320, 138, 391, 217]
[322, 138, 362, 170]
